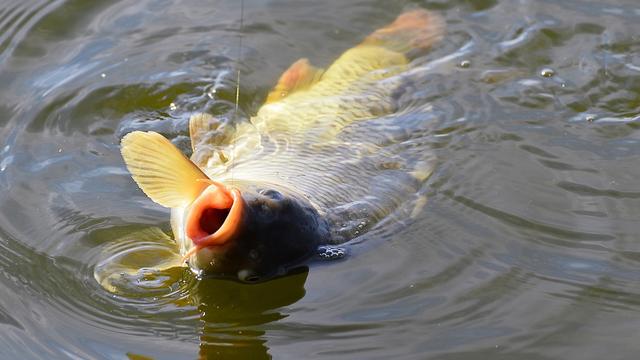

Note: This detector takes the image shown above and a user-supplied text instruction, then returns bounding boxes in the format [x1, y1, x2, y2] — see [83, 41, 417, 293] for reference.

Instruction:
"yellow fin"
[94, 227, 186, 293]
[121, 131, 210, 208]
[361, 9, 444, 55]
[189, 112, 224, 151]
[265, 58, 324, 103]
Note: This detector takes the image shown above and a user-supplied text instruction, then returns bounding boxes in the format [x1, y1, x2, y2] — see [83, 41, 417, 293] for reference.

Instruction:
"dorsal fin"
[121, 131, 210, 208]
[265, 58, 324, 103]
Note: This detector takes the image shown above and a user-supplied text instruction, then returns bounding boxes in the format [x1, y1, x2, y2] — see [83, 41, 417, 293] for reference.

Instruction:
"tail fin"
[361, 9, 444, 56]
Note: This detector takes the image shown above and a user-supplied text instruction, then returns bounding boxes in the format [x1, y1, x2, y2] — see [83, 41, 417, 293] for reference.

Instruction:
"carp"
[118, 9, 443, 282]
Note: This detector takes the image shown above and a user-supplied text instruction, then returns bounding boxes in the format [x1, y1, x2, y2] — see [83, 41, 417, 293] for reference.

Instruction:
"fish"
[118, 9, 444, 282]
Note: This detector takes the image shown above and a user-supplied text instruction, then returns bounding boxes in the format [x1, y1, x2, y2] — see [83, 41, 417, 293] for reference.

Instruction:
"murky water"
[2, 0, 640, 359]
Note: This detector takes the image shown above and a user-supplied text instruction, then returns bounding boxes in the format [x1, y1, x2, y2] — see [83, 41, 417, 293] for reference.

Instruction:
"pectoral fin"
[121, 131, 210, 208]
[94, 227, 186, 293]
[189, 112, 233, 152]
[265, 58, 324, 103]
[189, 112, 216, 151]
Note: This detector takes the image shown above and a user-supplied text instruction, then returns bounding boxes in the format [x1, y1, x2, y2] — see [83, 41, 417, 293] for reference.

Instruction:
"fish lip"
[185, 182, 244, 248]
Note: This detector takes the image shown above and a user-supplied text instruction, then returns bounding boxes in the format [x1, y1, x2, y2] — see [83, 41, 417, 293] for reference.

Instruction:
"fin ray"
[189, 113, 217, 151]
[121, 131, 209, 208]
[361, 9, 444, 56]
[265, 58, 324, 103]
[94, 227, 185, 293]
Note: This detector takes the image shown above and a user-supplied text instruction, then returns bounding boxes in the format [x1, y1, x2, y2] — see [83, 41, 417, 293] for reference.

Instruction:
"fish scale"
[117, 9, 444, 281]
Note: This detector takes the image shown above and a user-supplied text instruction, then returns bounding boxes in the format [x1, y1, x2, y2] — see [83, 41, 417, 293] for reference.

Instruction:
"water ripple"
[0, 0, 61, 66]
[2, 0, 640, 359]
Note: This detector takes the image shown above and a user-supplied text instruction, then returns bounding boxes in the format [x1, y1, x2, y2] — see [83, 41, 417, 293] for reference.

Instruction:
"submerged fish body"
[120, 10, 444, 282]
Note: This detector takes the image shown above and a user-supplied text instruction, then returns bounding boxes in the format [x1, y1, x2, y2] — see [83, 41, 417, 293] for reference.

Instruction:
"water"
[2, 0, 640, 358]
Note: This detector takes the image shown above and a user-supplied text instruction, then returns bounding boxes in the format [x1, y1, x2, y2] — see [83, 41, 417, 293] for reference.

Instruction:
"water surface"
[2, 0, 640, 359]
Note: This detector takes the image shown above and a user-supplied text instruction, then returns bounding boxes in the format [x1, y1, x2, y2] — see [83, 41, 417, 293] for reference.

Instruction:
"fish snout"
[185, 182, 245, 248]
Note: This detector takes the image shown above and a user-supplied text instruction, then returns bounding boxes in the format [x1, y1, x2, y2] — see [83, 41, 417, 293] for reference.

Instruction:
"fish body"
[120, 9, 444, 282]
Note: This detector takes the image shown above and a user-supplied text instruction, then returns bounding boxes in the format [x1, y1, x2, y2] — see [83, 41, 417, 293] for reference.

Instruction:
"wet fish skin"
[187, 183, 330, 281]
[119, 9, 444, 283]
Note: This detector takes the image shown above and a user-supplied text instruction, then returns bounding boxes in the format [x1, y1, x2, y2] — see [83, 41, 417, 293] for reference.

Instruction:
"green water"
[2, 0, 640, 359]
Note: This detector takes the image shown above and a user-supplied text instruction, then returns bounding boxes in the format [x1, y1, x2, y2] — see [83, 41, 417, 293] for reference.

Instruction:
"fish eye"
[260, 189, 284, 201]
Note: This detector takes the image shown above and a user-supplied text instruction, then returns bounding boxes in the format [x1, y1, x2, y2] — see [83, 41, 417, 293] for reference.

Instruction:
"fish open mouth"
[185, 181, 244, 248]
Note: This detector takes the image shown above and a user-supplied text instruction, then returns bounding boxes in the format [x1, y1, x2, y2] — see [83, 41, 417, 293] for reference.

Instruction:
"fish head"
[120, 131, 328, 283]
[183, 181, 328, 282]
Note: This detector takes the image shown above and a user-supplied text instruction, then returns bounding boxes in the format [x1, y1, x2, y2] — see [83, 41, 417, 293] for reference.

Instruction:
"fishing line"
[231, 0, 244, 185]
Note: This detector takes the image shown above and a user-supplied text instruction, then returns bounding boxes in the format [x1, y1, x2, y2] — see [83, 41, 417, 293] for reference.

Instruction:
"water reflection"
[92, 225, 308, 359]
[192, 270, 307, 359]
[2, 0, 640, 358]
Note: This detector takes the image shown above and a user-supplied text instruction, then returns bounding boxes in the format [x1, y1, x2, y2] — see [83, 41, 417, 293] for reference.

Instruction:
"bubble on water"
[459, 60, 471, 68]
[586, 114, 596, 122]
[207, 88, 216, 99]
[317, 246, 346, 260]
[0, 155, 14, 172]
[100, 73, 106, 78]
[540, 68, 555, 77]
[169, 102, 177, 111]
